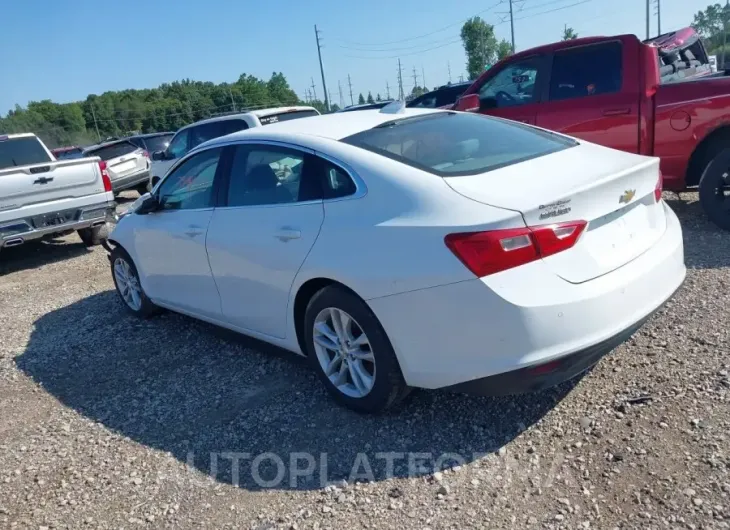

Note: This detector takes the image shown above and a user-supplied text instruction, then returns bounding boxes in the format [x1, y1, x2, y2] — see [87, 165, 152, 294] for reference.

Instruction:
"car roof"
[180, 106, 319, 130]
[338, 101, 394, 112]
[130, 132, 174, 138]
[202, 107, 444, 147]
[83, 138, 137, 152]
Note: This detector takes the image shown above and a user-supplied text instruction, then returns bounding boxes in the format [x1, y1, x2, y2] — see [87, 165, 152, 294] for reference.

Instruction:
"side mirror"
[150, 175, 161, 189]
[454, 94, 480, 112]
[136, 193, 159, 215]
[151, 150, 165, 161]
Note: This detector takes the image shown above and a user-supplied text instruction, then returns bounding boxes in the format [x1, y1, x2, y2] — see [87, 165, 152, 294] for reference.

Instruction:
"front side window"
[227, 146, 319, 207]
[549, 43, 622, 101]
[157, 148, 221, 211]
[167, 129, 189, 159]
[344, 112, 575, 177]
[478, 57, 541, 109]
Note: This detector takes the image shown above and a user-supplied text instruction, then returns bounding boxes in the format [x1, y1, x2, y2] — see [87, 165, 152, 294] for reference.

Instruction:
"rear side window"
[316, 158, 357, 199]
[142, 134, 173, 153]
[343, 112, 575, 177]
[258, 110, 319, 125]
[549, 42, 622, 101]
[0, 136, 52, 169]
[190, 120, 247, 148]
[85, 140, 138, 161]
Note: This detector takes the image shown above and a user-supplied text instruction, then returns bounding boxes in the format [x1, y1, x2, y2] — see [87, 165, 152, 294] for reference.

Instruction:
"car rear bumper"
[367, 202, 686, 391]
[0, 201, 116, 248]
[111, 169, 150, 191]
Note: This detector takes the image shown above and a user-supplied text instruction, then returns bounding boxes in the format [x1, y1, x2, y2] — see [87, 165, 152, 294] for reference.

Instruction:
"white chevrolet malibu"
[107, 103, 685, 413]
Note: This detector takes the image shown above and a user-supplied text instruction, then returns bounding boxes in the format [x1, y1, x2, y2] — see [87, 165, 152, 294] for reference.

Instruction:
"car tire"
[698, 147, 730, 231]
[110, 245, 159, 318]
[303, 285, 409, 413]
[77, 222, 110, 246]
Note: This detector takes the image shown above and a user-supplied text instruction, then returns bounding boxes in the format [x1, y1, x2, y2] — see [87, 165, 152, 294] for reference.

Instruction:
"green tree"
[358, 93, 366, 104]
[692, 3, 730, 61]
[376, 93, 382, 101]
[496, 39, 513, 61]
[366, 92, 375, 104]
[562, 27, 579, 40]
[410, 86, 428, 98]
[460, 16, 499, 80]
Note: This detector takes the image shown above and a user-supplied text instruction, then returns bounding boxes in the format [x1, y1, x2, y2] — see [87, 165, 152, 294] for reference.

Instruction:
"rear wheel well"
[293, 278, 360, 355]
[686, 126, 730, 187]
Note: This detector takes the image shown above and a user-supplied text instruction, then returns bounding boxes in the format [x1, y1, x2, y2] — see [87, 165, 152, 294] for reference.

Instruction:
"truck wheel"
[77, 222, 110, 246]
[699, 147, 730, 231]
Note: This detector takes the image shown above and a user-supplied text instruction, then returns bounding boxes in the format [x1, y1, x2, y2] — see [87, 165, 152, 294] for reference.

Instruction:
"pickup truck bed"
[0, 133, 116, 250]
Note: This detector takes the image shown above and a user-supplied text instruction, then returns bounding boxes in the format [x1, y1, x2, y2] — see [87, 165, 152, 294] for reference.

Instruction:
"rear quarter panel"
[654, 77, 730, 189]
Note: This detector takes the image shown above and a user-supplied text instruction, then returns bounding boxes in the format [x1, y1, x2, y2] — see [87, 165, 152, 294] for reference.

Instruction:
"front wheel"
[303, 285, 409, 413]
[110, 246, 159, 317]
[699, 147, 730, 231]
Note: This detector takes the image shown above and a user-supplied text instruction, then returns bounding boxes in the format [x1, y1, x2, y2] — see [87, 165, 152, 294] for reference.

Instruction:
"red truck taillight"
[99, 160, 112, 192]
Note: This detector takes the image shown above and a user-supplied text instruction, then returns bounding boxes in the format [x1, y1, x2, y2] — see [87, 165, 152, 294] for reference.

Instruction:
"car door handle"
[603, 108, 631, 116]
[275, 227, 301, 241]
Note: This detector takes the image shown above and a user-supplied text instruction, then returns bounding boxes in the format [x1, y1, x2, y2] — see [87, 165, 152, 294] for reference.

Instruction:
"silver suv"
[83, 139, 150, 195]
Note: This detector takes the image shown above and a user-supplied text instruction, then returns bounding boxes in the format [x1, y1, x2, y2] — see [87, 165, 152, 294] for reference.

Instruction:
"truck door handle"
[33, 176, 54, 184]
[275, 227, 301, 241]
[603, 108, 631, 116]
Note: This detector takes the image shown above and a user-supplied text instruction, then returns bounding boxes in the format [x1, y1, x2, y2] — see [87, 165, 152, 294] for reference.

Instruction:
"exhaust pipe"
[4, 237, 24, 248]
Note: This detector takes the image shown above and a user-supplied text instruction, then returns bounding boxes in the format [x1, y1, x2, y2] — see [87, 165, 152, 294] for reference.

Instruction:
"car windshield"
[84, 140, 138, 161]
[0, 136, 52, 170]
[343, 112, 576, 176]
[143, 134, 173, 152]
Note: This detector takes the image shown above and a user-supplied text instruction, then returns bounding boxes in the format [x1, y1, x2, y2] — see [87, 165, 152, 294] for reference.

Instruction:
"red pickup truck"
[455, 33, 730, 230]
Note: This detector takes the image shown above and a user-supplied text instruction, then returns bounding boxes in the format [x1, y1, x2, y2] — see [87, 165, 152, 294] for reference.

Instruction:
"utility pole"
[421, 66, 426, 90]
[338, 80, 344, 109]
[314, 25, 330, 111]
[509, 0, 516, 53]
[347, 74, 354, 106]
[397, 59, 405, 100]
[310, 77, 318, 101]
[723, 0, 729, 69]
[646, 0, 650, 40]
[228, 86, 237, 112]
[655, 0, 661, 35]
[412, 66, 418, 90]
[447, 61, 452, 83]
[90, 103, 100, 141]
[386, 81, 391, 99]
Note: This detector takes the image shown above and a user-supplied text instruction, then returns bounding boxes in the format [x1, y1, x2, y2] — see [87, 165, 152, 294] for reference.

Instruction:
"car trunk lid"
[443, 142, 666, 283]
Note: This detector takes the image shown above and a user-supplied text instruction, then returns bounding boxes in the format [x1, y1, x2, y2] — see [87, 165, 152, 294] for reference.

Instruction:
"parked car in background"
[406, 81, 471, 109]
[644, 27, 712, 83]
[107, 104, 684, 413]
[148, 106, 320, 190]
[126, 132, 174, 155]
[51, 145, 85, 160]
[455, 32, 730, 229]
[337, 101, 394, 112]
[0, 133, 115, 249]
[82, 139, 150, 195]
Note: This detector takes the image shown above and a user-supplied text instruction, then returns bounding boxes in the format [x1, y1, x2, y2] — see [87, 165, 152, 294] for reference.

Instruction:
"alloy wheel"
[113, 257, 142, 311]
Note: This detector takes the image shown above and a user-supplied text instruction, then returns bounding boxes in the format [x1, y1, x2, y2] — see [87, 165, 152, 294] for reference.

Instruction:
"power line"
[331, 1, 503, 47]
[513, 0, 593, 21]
[344, 38, 462, 60]
[335, 34, 464, 52]
[314, 25, 330, 111]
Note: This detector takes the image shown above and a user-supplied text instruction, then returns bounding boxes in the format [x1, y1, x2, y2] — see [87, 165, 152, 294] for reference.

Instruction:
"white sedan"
[107, 103, 685, 413]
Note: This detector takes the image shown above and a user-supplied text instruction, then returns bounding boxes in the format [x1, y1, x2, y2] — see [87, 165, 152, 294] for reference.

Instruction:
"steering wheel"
[495, 90, 517, 104]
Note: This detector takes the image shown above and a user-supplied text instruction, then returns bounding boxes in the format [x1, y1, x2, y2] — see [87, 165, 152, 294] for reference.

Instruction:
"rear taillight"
[99, 160, 112, 192]
[654, 171, 663, 202]
[142, 150, 150, 159]
[445, 220, 587, 277]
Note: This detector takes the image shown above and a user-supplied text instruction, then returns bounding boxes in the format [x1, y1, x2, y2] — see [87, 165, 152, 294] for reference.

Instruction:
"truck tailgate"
[0, 157, 106, 214]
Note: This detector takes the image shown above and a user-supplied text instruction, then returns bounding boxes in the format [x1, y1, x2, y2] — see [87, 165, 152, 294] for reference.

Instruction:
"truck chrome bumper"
[0, 202, 116, 248]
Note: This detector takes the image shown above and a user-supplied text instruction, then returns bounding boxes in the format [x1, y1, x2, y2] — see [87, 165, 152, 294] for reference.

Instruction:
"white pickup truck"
[0, 133, 116, 251]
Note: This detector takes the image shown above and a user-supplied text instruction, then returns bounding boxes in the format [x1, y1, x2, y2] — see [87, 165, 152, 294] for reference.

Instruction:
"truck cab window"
[478, 58, 541, 109]
[549, 42, 623, 101]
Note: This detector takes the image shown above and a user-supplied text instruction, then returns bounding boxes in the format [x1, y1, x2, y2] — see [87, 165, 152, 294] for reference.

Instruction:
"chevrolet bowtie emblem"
[619, 189, 636, 204]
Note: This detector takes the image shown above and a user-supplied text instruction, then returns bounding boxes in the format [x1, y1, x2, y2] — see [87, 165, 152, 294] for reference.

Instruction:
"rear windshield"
[84, 140, 138, 161]
[142, 134, 173, 152]
[258, 109, 319, 126]
[342, 112, 576, 176]
[0, 136, 52, 170]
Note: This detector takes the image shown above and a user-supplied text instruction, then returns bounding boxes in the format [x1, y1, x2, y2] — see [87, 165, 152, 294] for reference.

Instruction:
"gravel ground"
[0, 191, 728, 530]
